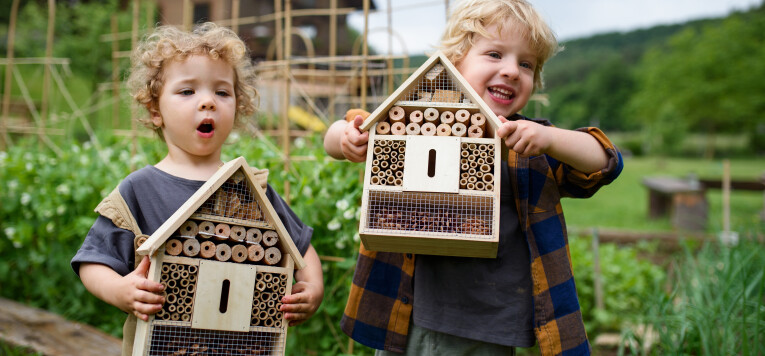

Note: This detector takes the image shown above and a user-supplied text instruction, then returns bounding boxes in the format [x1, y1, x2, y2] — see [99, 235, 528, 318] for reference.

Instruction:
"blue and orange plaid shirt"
[341, 116, 623, 355]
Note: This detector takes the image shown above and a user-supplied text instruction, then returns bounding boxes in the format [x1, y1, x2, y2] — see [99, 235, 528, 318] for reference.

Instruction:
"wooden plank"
[0, 297, 121, 356]
[699, 178, 765, 191]
[360, 231, 498, 258]
[192, 260, 257, 332]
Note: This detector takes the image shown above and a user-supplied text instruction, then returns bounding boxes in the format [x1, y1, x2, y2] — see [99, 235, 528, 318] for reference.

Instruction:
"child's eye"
[216, 90, 231, 97]
[488, 52, 501, 59]
[180, 89, 194, 95]
[520, 61, 535, 70]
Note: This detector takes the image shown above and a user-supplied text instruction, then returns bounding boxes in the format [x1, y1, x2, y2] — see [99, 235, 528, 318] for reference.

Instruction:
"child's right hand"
[117, 256, 165, 321]
[340, 114, 370, 162]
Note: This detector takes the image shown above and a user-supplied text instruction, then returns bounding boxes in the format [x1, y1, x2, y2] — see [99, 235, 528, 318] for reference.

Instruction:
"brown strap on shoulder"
[94, 186, 149, 269]
[249, 167, 269, 190]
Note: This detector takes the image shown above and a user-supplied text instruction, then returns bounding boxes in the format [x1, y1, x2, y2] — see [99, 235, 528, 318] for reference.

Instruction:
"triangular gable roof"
[359, 50, 502, 132]
[136, 157, 307, 270]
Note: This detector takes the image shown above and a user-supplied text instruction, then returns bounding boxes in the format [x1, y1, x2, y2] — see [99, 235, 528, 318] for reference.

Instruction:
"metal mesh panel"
[147, 322, 284, 355]
[401, 64, 466, 104]
[365, 190, 494, 238]
[195, 169, 271, 227]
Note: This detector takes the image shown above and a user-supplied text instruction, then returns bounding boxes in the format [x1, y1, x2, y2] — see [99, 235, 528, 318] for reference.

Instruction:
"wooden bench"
[642, 176, 708, 231]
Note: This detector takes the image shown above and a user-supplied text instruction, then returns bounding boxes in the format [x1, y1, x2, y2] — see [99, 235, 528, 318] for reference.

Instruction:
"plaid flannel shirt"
[341, 116, 623, 355]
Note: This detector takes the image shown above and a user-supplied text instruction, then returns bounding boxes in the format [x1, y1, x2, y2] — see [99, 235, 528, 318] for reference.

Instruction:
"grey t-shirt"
[412, 161, 535, 347]
[71, 165, 313, 276]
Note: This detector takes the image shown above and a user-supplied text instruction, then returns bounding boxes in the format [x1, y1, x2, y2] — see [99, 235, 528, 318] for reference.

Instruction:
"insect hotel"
[358, 51, 503, 258]
[132, 157, 306, 355]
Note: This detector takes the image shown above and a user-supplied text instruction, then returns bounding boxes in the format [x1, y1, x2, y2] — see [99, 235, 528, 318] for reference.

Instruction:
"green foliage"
[569, 235, 666, 335]
[620, 238, 765, 355]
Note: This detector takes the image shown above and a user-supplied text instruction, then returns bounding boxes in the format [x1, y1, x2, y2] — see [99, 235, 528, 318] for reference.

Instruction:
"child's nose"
[501, 62, 520, 79]
[198, 96, 216, 111]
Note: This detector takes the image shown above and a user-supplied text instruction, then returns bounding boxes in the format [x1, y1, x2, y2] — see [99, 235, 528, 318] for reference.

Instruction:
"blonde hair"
[439, 0, 560, 91]
[127, 22, 258, 138]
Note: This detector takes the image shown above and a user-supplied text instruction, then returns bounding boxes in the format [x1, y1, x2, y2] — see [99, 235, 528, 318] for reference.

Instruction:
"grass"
[563, 156, 765, 233]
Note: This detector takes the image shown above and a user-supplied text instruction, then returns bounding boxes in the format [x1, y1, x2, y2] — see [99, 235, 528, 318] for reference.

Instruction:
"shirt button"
[401, 297, 409, 304]
[406, 254, 413, 259]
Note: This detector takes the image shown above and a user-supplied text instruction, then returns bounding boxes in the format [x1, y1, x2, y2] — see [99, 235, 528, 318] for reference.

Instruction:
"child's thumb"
[135, 255, 151, 276]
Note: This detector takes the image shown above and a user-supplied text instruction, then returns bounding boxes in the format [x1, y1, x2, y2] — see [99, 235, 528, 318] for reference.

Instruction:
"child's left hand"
[497, 116, 553, 156]
[280, 279, 323, 326]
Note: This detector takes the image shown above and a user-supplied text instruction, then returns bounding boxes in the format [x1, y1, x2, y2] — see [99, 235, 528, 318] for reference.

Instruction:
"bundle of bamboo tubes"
[458, 142, 495, 191]
[166, 220, 282, 266]
[377, 106, 488, 138]
[370, 139, 406, 186]
[251, 271, 289, 328]
[155, 263, 198, 322]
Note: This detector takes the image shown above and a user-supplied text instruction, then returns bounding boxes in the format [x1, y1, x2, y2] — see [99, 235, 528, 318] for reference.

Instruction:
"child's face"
[456, 21, 536, 118]
[153, 55, 236, 162]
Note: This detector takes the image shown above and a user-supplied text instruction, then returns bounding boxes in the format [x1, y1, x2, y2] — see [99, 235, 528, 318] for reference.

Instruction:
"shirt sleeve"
[264, 184, 314, 256]
[71, 215, 135, 277]
[557, 126, 624, 198]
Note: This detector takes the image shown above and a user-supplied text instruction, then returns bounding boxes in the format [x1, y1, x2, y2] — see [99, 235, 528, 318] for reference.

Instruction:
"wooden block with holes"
[131, 157, 305, 355]
[358, 51, 502, 258]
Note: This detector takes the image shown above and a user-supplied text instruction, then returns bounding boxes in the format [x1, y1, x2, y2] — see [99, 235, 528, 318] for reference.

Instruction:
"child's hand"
[280, 280, 323, 326]
[340, 115, 369, 162]
[497, 116, 553, 156]
[118, 256, 165, 321]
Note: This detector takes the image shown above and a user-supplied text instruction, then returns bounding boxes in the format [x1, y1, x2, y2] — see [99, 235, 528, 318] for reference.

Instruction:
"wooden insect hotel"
[358, 51, 503, 258]
[132, 157, 306, 355]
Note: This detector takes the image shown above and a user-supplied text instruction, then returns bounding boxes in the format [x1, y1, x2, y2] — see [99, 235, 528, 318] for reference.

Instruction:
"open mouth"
[489, 87, 514, 101]
[197, 119, 214, 134]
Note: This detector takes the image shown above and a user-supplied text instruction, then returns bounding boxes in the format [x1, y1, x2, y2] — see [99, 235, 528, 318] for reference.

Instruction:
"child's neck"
[154, 154, 224, 181]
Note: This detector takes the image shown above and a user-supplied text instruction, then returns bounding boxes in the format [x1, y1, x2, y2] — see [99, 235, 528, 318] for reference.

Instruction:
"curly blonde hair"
[439, 0, 560, 92]
[127, 22, 258, 138]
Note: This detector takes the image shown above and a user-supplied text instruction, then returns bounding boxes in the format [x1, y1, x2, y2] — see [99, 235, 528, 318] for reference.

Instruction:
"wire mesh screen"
[195, 169, 271, 228]
[401, 63, 466, 104]
[365, 190, 494, 238]
[147, 322, 285, 355]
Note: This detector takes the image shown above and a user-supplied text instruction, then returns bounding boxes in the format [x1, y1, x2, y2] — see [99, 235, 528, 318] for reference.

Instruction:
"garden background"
[1, 1, 764, 355]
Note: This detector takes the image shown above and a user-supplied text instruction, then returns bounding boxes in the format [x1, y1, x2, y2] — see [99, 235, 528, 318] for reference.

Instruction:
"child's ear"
[149, 105, 163, 128]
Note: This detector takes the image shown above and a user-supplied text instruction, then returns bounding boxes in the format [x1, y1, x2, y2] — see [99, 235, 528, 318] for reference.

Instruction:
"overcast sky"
[348, 0, 763, 55]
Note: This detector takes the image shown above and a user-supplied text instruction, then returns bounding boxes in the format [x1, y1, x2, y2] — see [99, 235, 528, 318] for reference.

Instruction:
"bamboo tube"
[436, 123, 452, 136]
[161, 264, 171, 274]
[455, 109, 470, 123]
[198, 221, 215, 238]
[467, 182, 476, 190]
[182, 239, 200, 257]
[373, 145, 383, 155]
[391, 122, 406, 135]
[483, 173, 494, 183]
[180, 278, 189, 288]
[215, 243, 232, 262]
[263, 230, 279, 246]
[386, 176, 395, 185]
[264, 318, 274, 327]
[380, 160, 388, 169]
[166, 294, 177, 305]
[167, 279, 177, 289]
[371, 176, 381, 185]
[199, 241, 216, 258]
[409, 110, 423, 124]
[470, 113, 486, 129]
[214, 223, 231, 240]
[485, 156, 494, 165]
[167, 305, 176, 313]
[376, 121, 391, 134]
[468, 125, 484, 138]
[476, 181, 485, 190]
[179, 220, 198, 238]
[264, 247, 282, 265]
[460, 178, 468, 188]
[421, 122, 436, 136]
[423, 108, 439, 122]
[181, 314, 190, 322]
[165, 239, 183, 256]
[248, 244, 264, 262]
[263, 273, 273, 283]
[452, 123, 467, 137]
[388, 106, 405, 123]
[246, 228, 262, 244]
[187, 265, 197, 274]
[480, 163, 492, 173]
[231, 244, 248, 263]
[440, 111, 455, 125]
[461, 163, 470, 171]
[230, 225, 246, 242]
[256, 280, 267, 292]
[406, 122, 421, 135]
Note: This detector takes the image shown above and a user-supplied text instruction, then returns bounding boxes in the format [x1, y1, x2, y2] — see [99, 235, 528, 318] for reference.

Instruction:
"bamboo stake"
[1, 0, 20, 150]
[39, 0, 55, 149]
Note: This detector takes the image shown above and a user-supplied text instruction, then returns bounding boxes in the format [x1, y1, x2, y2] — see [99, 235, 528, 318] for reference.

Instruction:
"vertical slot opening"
[219, 279, 230, 313]
[427, 149, 437, 177]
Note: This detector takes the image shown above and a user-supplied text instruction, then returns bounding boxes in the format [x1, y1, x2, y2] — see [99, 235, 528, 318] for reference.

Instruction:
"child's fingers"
[497, 121, 517, 139]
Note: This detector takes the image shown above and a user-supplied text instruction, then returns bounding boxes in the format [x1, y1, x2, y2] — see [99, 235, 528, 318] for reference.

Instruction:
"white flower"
[56, 184, 71, 195]
[20, 192, 31, 206]
[8, 180, 18, 190]
[79, 155, 90, 166]
[294, 137, 305, 149]
[57, 205, 66, 215]
[43, 209, 53, 218]
[4, 227, 15, 238]
[353, 233, 360, 242]
[13, 241, 22, 248]
[335, 239, 345, 249]
[25, 162, 33, 171]
[46, 222, 55, 233]
[335, 199, 349, 210]
[72, 145, 80, 153]
[23, 152, 32, 161]
[83, 141, 92, 150]
[343, 208, 355, 220]
[327, 219, 341, 231]
[0, 151, 7, 161]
